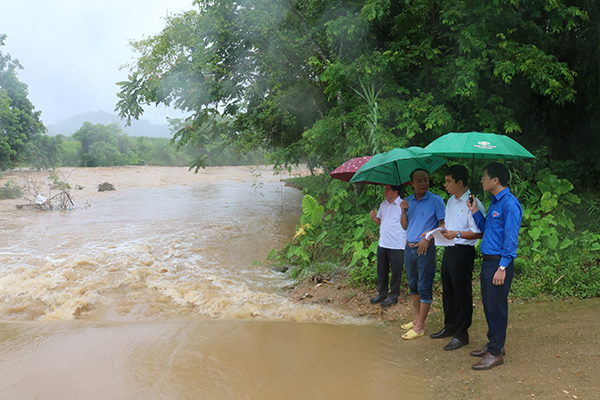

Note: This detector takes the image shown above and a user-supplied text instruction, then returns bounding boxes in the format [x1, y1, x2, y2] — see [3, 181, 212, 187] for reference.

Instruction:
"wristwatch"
[499, 266, 506, 271]
[456, 231, 462, 239]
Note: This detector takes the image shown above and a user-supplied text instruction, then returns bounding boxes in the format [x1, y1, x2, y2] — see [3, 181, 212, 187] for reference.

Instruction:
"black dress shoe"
[443, 337, 469, 351]
[430, 328, 455, 339]
[472, 352, 504, 370]
[380, 297, 398, 307]
[470, 345, 506, 357]
[369, 294, 386, 304]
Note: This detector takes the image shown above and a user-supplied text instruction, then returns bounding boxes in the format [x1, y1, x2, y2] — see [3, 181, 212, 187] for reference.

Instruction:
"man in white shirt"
[369, 184, 407, 307]
[430, 165, 485, 350]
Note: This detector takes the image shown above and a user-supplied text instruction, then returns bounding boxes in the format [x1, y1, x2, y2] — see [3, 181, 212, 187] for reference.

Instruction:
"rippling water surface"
[0, 168, 427, 399]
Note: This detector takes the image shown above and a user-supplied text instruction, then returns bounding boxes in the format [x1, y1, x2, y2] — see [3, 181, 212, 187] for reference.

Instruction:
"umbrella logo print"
[474, 141, 497, 150]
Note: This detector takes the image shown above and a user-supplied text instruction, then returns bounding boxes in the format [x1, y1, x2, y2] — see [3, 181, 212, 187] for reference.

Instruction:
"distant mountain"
[46, 111, 173, 138]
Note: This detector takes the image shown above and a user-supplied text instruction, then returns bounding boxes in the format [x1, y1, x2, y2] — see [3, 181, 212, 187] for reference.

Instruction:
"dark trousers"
[376, 246, 405, 300]
[480, 258, 514, 356]
[441, 245, 475, 341]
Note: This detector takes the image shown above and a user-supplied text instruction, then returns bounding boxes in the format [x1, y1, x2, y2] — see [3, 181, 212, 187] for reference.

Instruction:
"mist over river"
[0, 166, 426, 399]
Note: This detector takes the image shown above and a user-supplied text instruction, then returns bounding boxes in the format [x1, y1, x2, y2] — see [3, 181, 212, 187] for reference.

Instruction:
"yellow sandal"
[401, 322, 415, 330]
[402, 329, 424, 340]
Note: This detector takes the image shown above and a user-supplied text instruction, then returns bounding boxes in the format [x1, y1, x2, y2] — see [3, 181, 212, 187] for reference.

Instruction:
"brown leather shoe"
[472, 352, 504, 370]
[470, 345, 506, 357]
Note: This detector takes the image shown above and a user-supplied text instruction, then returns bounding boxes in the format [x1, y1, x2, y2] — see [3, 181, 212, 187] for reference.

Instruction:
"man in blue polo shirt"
[467, 162, 523, 370]
[400, 168, 445, 339]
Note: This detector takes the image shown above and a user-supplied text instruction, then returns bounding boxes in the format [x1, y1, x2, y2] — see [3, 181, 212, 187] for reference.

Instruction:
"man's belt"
[407, 241, 434, 248]
[482, 254, 502, 260]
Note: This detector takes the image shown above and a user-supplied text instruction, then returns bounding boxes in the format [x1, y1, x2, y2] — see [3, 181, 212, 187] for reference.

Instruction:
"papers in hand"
[424, 227, 455, 247]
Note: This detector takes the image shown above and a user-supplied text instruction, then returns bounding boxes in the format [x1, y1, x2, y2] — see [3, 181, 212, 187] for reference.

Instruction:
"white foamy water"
[0, 178, 360, 324]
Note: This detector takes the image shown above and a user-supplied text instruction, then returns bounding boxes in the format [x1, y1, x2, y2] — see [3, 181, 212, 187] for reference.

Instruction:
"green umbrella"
[423, 131, 535, 160]
[350, 146, 447, 186]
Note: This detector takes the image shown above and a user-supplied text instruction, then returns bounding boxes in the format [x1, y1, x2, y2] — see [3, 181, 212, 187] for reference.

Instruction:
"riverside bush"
[0, 180, 21, 199]
[511, 168, 600, 298]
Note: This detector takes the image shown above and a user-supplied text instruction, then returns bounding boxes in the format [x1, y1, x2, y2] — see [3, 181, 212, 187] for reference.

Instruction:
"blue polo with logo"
[473, 187, 523, 267]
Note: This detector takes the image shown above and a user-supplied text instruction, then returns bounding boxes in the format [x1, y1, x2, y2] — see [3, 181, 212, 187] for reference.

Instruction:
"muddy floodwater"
[0, 166, 426, 399]
[1, 166, 599, 400]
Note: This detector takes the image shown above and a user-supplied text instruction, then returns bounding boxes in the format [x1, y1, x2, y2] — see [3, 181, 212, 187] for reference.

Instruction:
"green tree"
[0, 34, 47, 170]
[61, 139, 83, 167]
[116, 1, 590, 177]
[27, 133, 64, 169]
[72, 122, 126, 167]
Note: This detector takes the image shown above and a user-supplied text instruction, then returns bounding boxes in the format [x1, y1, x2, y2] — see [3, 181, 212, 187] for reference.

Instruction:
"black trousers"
[480, 258, 514, 356]
[376, 246, 404, 300]
[441, 245, 476, 341]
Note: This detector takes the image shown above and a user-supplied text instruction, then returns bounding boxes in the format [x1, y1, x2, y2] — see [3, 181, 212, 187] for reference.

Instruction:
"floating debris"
[15, 170, 76, 210]
[98, 182, 115, 192]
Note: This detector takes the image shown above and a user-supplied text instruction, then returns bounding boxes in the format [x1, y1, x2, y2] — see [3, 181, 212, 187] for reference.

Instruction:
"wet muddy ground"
[288, 277, 600, 399]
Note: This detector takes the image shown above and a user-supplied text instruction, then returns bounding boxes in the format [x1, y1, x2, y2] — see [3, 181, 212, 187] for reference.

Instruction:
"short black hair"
[445, 164, 469, 187]
[410, 168, 429, 181]
[483, 162, 510, 186]
[390, 185, 401, 194]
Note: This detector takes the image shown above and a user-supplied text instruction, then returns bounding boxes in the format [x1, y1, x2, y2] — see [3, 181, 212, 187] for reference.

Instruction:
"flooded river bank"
[0, 166, 426, 399]
[0, 166, 598, 399]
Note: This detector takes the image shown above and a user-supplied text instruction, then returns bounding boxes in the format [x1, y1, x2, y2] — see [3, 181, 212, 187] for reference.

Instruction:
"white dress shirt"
[445, 189, 485, 246]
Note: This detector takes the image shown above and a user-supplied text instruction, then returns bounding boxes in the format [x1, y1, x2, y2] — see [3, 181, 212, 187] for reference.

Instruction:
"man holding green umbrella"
[430, 164, 485, 351]
[350, 147, 446, 315]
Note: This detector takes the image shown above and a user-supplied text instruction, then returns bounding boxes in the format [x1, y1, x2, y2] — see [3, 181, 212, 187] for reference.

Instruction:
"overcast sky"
[0, 0, 194, 126]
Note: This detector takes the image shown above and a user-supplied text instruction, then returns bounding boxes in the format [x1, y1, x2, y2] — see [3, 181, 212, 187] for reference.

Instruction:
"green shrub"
[0, 180, 22, 199]
[511, 168, 600, 299]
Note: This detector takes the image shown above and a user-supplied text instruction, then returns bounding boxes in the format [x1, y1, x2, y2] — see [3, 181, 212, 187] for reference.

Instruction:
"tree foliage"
[72, 122, 127, 167]
[0, 34, 47, 170]
[116, 0, 596, 181]
[64, 120, 265, 168]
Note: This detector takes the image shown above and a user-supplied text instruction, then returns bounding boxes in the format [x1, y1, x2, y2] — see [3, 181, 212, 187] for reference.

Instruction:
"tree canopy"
[116, 0, 598, 185]
[0, 34, 48, 170]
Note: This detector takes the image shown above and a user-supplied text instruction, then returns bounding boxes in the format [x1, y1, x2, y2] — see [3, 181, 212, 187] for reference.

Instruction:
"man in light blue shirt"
[400, 169, 445, 339]
[467, 162, 523, 371]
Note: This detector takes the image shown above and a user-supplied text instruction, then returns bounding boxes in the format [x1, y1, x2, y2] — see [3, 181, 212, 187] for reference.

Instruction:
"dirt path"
[287, 278, 600, 399]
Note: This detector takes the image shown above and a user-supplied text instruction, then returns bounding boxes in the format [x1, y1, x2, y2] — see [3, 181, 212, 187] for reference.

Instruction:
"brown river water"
[0, 166, 427, 399]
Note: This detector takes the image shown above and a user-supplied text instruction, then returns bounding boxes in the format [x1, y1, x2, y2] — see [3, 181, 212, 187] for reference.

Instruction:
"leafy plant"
[286, 194, 327, 265]
[49, 172, 71, 190]
[515, 168, 580, 263]
[353, 81, 384, 154]
[0, 180, 21, 199]
[511, 167, 600, 298]
[343, 214, 379, 286]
